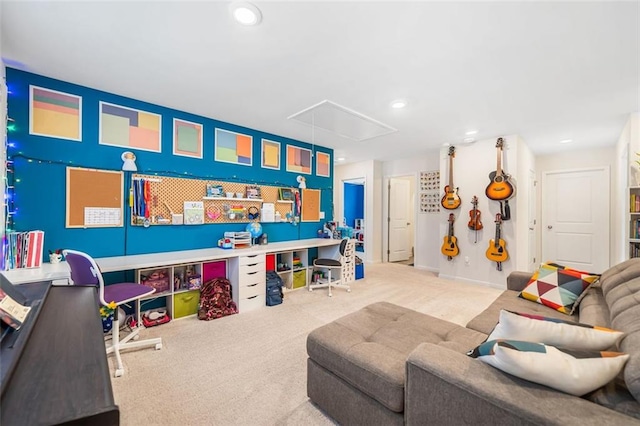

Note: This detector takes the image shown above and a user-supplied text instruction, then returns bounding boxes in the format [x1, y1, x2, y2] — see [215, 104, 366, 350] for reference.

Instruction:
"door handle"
[547, 225, 553, 229]
[529, 227, 534, 231]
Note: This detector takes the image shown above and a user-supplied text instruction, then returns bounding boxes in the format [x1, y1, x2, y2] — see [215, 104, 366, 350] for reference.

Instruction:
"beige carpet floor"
[110, 263, 503, 425]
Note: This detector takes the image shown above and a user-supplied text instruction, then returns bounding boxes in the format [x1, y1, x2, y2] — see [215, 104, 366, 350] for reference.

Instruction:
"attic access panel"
[288, 100, 397, 142]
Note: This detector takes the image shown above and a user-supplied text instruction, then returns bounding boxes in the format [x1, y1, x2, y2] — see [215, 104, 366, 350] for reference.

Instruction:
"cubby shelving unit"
[629, 186, 640, 258]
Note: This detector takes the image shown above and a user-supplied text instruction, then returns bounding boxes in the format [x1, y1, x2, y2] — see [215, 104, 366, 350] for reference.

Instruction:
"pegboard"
[132, 173, 297, 225]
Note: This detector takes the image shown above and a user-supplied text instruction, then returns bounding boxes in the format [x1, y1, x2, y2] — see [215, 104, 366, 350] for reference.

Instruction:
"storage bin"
[293, 270, 307, 289]
[355, 263, 364, 280]
[174, 290, 200, 318]
[266, 254, 276, 271]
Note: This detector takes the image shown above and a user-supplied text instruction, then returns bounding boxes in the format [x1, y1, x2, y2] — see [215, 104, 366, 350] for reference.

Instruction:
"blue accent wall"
[6, 69, 333, 258]
[343, 183, 364, 227]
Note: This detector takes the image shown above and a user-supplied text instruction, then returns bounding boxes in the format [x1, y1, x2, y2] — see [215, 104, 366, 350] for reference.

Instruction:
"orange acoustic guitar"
[485, 138, 514, 201]
[441, 146, 461, 210]
[486, 213, 508, 270]
[441, 213, 459, 261]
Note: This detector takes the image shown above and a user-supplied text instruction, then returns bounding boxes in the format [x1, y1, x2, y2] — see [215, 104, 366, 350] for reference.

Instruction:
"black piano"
[1, 275, 119, 425]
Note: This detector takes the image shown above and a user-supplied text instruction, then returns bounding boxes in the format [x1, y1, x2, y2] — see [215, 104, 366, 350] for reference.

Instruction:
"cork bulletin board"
[66, 167, 124, 228]
[132, 173, 300, 225]
[301, 188, 320, 222]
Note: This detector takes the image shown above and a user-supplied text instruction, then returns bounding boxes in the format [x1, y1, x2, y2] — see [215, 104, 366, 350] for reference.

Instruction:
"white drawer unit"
[230, 253, 266, 312]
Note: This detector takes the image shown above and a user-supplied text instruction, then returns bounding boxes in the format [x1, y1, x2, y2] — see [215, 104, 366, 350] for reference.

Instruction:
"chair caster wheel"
[114, 369, 124, 378]
[329, 294, 333, 297]
[347, 289, 351, 293]
[155, 343, 163, 350]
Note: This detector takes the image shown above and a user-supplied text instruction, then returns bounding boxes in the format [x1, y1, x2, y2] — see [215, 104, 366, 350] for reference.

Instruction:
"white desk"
[1, 238, 342, 285]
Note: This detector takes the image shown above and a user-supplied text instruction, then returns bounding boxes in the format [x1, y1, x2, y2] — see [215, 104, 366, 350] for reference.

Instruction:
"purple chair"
[63, 249, 162, 377]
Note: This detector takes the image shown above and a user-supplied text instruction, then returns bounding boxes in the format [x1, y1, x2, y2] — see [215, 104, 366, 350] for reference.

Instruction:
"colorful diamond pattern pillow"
[468, 339, 629, 396]
[519, 262, 600, 315]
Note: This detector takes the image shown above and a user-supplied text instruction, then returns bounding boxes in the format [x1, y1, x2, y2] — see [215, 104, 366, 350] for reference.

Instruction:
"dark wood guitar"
[486, 213, 508, 270]
[485, 138, 514, 201]
[441, 213, 459, 260]
[441, 146, 461, 210]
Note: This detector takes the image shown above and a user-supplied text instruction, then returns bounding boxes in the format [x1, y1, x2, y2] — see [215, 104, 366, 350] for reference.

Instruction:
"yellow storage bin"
[174, 290, 200, 318]
[293, 270, 307, 289]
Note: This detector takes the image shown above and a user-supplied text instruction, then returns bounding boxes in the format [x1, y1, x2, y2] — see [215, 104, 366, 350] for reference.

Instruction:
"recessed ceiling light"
[230, 2, 262, 26]
[336, 157, 345, 162]
[465, 130, 478, 136]
[462, 137, 475, 144]
[560, 139, 573, 144]
[390, 100, 407, 109]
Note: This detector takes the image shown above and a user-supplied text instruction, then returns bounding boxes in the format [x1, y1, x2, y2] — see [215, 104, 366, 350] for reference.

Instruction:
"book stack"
[3, 230, 45, 270]
[632, 194, 640, 213]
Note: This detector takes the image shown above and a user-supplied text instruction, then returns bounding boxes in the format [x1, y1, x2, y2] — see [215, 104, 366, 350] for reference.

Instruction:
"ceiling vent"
[287, 100, 397, 142]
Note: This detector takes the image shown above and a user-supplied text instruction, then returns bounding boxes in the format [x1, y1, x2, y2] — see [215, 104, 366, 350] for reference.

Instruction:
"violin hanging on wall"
[441, 146, 461, 210]
[467, 196, 482, 243]
[441, 213, 459, 261]
[485, 213, 508, 271]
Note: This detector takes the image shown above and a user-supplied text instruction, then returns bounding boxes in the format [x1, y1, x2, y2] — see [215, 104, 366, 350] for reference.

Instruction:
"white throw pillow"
[488, 310, 623, 351]
[469, 339, 629, 396]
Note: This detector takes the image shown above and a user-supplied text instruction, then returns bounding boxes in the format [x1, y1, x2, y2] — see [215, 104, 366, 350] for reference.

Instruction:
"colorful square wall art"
[215, 128, 253, 166]
[261, 139, 280, 170]
[316, 152, 331, 177]
[29, 86, 82, 141]
[99, 102, 161, 152]
[286, 145, 312, 174]
[173, 118, 203, 158]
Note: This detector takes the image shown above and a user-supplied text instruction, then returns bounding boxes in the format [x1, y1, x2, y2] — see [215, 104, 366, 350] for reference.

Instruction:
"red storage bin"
[266, 254, 276, 271]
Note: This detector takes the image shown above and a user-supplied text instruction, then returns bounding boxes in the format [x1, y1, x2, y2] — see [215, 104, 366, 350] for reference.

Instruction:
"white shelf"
[630, 239, 640, 243]
[203, 197, 263, 202]
[276, 200, 293, 203]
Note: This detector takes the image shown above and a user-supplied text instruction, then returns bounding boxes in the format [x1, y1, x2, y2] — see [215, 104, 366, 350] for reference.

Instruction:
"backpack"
[198, 277, 238, 320]
[266, 271, 284, 306]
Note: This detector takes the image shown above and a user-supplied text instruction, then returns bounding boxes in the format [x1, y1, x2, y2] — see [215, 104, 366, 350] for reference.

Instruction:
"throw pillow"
[468, 339, 629, 396]
[488, 310, 623, 351]
[519, 262, 600, 315]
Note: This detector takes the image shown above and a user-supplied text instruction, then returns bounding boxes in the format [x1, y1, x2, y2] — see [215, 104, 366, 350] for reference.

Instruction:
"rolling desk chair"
[63, 249, 162, 378]
[309, 238, 355, 297]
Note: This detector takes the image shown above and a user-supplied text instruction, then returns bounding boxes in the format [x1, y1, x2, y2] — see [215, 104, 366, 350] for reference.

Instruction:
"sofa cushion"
[599, 258, 640, 404]
[488, 310, 623, 351]
[466, 289, 575, 335]
[577, 287, 610, 327]
[468, 339, 629, 396]
[306, 301, 487, 413]
[519, 262, 600, 315]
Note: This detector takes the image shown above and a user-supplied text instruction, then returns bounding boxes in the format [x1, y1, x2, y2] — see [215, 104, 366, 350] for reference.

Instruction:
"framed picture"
[286, 145, 312, 174]
[316, 152, 331, 177]
[215, 128, 253, 166]
[245, 185, 261, 199]
[29, 85, 82, 141]
[279, 188, 294, 201]
[99, 102, 161, 152]
[173, 118, 203, 158]
[261, 139, 280, 170]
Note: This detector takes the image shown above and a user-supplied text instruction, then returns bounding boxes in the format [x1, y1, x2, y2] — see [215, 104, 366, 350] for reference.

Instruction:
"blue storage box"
[355, 263, 364, 280]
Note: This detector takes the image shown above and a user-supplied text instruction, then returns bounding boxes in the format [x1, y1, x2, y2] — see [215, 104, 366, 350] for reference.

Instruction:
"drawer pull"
[246, 255, 258, 259]
[247, 295, 258, 300]
[248, 283, 258, 288]
[247, 263, 258, 267]
[247, 271, 258, 276]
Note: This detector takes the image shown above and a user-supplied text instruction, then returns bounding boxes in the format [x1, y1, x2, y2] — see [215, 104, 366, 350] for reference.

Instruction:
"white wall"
[334, 160, 383, 263]
[382, 153, 440, 270]
[536, 146, 617, 268]
[437, 135, 522, 288]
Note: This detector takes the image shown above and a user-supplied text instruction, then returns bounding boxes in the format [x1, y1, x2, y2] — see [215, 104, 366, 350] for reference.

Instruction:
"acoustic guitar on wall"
[441, 146, 461, 210]
[485, 138, 514, 201]
[441, 213, 459, 261]
[486, 213, 508, 271]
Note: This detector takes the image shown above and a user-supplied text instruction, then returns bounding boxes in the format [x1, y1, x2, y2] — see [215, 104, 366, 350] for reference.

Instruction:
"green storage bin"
[174, 290, 200, 318]
[293, 270, 307, 289]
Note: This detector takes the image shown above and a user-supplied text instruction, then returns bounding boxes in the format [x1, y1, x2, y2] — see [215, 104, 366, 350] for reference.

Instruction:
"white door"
[388, 178, 411, 262]
[542, 168, 609, 273]
[528, 168, 537, 272]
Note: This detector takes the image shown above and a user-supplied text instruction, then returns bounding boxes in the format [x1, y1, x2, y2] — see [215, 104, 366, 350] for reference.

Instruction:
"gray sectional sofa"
[306, 258, 640, 425]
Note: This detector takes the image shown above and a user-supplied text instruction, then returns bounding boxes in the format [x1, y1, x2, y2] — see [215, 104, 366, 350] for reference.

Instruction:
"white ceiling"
[2, 1, 638, 164]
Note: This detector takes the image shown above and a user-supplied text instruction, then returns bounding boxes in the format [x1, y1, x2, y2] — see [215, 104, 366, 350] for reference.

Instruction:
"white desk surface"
[1, 238, 342, 285]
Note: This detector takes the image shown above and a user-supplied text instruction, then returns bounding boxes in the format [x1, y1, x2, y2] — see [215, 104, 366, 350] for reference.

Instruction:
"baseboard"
[437, 273, 504, 290]
[413, 264, 439, 273]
